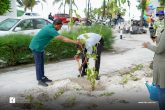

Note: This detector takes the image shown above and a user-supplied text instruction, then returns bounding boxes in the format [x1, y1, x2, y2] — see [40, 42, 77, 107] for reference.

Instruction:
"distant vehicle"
[53, 13, 79, 24]
[0, 17, 52, 36]
[80, 18, 92, 26]
[23, 12, 40, 17]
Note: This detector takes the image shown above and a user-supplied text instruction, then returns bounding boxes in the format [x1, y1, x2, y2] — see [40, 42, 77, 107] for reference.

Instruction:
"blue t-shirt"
[29, 24, 59, 52]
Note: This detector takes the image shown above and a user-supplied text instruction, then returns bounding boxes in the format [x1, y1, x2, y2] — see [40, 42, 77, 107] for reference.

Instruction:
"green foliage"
[61, 24, 113, 50]
[25, 94, 34, 103]
[0, 25, 113, 67]
[120, 64, 143, 84]
[159, 0, 165, 6]
[86, 67, 97, 91]
[0, 0, 11, 15]
[62, 96, 76, 108]
[120, 74, 130, 84]
[130, 64, 143, 73]
[53, 88, 65, 100]
[87, 103, 98, 109]
[100, 92, 115, 96]
[0, 34, 32, 66]
[45, 39, 76, 61]
[91, 0, 126, 19]
[33, 101, 44, 109]
[137, 0, 146, 11]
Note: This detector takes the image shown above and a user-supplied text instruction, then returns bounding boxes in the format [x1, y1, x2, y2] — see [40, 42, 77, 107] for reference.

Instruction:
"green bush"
[62, 24, 114, 50]
[0, 0, 11, 15]
[0, 25, 113, 67]
[0, 34, 32, 66]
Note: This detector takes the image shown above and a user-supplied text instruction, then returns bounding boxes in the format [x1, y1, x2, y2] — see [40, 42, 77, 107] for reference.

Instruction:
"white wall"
[0, 0, 16, 22]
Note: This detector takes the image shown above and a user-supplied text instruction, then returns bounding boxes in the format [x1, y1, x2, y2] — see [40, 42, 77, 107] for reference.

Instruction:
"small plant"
[100, 92, 115, 96]
[120, 74, 130, 85]
[86, 67, 97, 91]
[85, 45, 98, 91]
[131, 75, 140, 81]
[130, 64, 143, 73]
[53, 88, 65, 100]
[33, 101, 44, 109]
[87, 103, 98, 109]
[25, 94, 33, 103]
[37, 93, 49, 102]
[62, 96, 76, 108]
[120, 65, 143, 84]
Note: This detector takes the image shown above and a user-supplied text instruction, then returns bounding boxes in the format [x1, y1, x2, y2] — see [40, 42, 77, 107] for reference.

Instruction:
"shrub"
[0, 25, 113, 67]
[0, 34, 32, 66]
[62, 24, 114, 50]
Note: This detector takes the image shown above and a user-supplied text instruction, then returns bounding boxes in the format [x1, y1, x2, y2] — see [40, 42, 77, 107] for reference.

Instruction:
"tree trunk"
[102, 0, 106, 20]
[64, 1, 66, 14]
[69, 0, 72, 18]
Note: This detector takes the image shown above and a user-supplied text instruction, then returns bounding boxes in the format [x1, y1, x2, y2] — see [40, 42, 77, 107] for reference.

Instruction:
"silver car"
[0, 17, 52, 36]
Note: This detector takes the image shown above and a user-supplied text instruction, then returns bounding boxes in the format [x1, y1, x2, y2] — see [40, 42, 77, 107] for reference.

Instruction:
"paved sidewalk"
[0, 32, 154, 96]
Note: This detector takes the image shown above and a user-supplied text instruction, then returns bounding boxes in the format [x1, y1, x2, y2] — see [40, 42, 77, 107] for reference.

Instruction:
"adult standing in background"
[143, 27, 165, 110]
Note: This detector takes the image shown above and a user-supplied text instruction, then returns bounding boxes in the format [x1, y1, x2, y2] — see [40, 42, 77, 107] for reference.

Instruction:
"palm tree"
[115, 0, 127, 6]
[137, 0, 147, 26]
[53, 0, 78, 14]
[16, 0, 46, 12]
[102, 0, 106, 19]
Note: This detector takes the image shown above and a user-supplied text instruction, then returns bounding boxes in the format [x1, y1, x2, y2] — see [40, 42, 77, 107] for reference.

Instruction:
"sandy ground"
[0, 30, 159, 110]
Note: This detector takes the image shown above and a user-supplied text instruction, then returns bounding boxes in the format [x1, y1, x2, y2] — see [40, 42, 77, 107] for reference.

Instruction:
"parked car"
[53, 13, 79, 24]
[80, 18, 92, 26]
[0, 17, 52, 36]
[23, 12, 40, 17]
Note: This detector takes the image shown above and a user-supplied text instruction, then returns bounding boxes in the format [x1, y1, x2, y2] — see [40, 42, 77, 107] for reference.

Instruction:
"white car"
[23, 12, 40, 17]
[0, 17, 52, 36]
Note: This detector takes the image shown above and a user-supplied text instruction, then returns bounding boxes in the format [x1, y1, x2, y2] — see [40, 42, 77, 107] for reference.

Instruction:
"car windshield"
[0, 18, 20, 31]
[32, 13, 40, 16]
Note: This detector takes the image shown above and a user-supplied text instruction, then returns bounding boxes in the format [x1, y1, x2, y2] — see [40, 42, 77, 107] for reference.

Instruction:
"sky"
[28, 0, 142, 20]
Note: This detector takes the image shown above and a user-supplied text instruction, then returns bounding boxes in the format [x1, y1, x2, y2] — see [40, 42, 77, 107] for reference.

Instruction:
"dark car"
[53, 13, 79, 24]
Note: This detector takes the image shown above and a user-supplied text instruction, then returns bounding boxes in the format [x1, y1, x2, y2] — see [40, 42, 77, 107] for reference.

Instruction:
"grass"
[53, 88, 65, 100]
[100, 92, 115, 97]
[0, 24, 114, 68]
[25, 94, 34, 103]
[120, 64, 143, 84]
[61, 96, 77, 108]
[87, 103, 98, 109]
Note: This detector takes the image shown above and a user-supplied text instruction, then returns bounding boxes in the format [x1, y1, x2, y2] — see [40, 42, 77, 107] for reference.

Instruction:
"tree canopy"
[0, 0, 11, 15]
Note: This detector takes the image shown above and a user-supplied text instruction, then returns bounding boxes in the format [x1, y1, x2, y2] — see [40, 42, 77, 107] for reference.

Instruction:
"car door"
[13, 19, 36, 35]
[32, 18, 51, 35]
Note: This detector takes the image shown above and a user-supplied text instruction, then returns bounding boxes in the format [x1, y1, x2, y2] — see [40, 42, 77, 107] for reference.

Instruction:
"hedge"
[0, 24, 113, 67]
